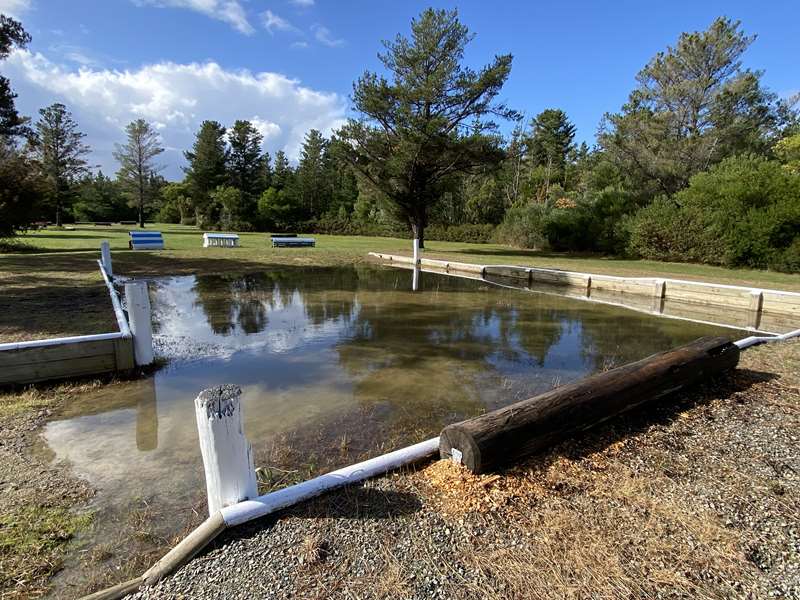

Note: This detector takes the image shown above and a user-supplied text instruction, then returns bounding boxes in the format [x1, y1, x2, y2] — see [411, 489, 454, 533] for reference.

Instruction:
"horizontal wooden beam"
[439, 337, 740, 474]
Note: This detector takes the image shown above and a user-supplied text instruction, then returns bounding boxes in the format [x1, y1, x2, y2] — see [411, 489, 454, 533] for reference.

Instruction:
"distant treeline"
[1, 12, 798, 271]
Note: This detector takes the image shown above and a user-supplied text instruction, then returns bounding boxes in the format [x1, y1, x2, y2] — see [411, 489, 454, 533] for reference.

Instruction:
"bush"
[425, 223, 495, 243]
[494, 203, 549, 249]
[626, 198, 718, 263]
[627, 155, 800, 271]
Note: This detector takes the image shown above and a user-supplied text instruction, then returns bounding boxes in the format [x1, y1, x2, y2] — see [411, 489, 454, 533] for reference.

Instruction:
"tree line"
[1, 10, 798, 271]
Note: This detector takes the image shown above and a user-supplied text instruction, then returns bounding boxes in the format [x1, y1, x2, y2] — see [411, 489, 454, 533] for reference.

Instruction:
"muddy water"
[42, 265, 742, 595]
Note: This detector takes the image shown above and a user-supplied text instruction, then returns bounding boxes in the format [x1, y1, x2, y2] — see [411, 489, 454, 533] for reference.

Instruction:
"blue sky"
[2, 0, 798, 179]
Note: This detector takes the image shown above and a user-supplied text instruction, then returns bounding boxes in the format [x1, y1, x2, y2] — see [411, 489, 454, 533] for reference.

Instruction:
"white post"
[195, 385, 257, 516]
[124, 280, 154, 366]
[412, 238, 420, 266]
[101, 240, 113, 277]
[412, 264, 420, 291]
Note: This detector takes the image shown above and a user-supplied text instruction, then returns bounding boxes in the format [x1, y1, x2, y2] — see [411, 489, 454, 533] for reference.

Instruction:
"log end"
[439, 425, 483, 474]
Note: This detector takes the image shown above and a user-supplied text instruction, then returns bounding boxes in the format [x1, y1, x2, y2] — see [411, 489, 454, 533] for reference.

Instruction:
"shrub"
[425, 223, 495, 243]
[494, 202, 549, 249]
[627, 155, 800, 271]
[626, 198, 718, 263]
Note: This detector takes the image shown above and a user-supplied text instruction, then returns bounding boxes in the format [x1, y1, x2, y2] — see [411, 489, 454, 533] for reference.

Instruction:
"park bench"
[203, 232, 240, 248]
[129, 230, 165, 250]
[94, 221, 113, 226]
[120, 220, 137, 225]
[271, 236, 315, 247]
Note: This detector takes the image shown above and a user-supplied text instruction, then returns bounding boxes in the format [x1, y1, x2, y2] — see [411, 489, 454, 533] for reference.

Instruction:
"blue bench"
[271, 236, 315, 248]
[129, 230, 164, 250]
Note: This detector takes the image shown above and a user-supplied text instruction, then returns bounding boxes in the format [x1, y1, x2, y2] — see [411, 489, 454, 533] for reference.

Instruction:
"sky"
[1, 0, 798, 179]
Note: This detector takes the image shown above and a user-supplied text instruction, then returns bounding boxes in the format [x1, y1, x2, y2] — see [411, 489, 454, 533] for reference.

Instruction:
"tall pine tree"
[184, 120, 227, 226]
[32, 103, 90, 226]
[113, 119, 164, 227]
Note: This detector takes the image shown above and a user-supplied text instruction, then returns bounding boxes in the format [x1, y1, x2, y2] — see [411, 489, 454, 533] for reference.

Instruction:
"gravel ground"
[128, 339, 799, 599]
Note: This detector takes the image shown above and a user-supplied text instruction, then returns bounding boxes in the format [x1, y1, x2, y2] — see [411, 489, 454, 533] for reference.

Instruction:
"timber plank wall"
[369, 253, 800, 334]
[0, 260, 135, 385]
[0, 336, 134, 385]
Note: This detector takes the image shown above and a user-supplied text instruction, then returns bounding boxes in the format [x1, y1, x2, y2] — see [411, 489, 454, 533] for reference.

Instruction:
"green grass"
[1, 222, 798, 342]
[13, 222, 800, 288]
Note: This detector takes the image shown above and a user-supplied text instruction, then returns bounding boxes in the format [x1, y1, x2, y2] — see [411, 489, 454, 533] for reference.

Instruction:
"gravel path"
[132, 340, 800, 600]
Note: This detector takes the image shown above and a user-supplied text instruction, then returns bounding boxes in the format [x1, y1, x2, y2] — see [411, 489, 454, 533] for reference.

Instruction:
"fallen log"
[439, 336, 740, 474]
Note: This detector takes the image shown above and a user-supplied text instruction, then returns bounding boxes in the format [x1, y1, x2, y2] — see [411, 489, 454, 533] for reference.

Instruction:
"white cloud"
[0, 0, 31, 18]
[290, 0, 314, 6]
[291, 41, 309, 50]
[133, 0, 254, 35]
[5, 49, 347, 177]
[311, 24, 344, 48]
[261, 9, 299, 35]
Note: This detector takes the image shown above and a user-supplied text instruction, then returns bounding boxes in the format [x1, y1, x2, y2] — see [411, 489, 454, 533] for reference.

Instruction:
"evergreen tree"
[526, 109, 576, 193]
[184, 120, 228, 226]
[227, 119, 264, 213]
[337, 8, 516, 246]
[599, 17, 792, 197]
[296, 129, 328, 217]
[0, 15, 31, 140]
[31, 103, 90, 226]
[272, 150, 291, 190]
[113, 119, 164, 227]
[73, 171, 128, 222]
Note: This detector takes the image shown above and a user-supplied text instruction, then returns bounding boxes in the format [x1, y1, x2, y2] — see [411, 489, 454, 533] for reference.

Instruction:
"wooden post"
[652, 279, 666, 313]
[101, 240, 113, 277]
[412, 238, 420, 265]
[195, 385, 257, 515]
[748, 290, 763, 330]
[124, 281, 154, 366]
[440, 337, 740, 474]
[412, 264, 420, 291]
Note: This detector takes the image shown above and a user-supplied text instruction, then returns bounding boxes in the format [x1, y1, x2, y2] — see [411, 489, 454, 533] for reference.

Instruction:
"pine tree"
[526, 109, 576, 192]
[32, 103, 90, 226]
[113, 119, 164, 227]
[0, 15, 31, 139]
[184, 120, 227, 226]
[296, 129, 328, 217]
[337, 8, 516, 246]
[227, 120, 264, 211]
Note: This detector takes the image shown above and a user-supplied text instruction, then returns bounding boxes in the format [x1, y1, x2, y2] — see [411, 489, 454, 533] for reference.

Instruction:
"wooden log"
[439, 336, 740, 474]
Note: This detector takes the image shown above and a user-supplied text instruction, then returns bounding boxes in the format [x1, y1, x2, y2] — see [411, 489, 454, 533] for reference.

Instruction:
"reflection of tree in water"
[189, 265, 731, 432]
[191, 267, 363, 336]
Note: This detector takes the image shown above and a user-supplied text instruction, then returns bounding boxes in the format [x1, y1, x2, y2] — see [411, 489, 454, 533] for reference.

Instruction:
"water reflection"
[42, 265, 743, 589]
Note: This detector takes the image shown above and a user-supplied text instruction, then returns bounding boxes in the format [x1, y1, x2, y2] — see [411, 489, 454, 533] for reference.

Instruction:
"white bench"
[203, 233, 240, 248]
[129, 231, 164, 250]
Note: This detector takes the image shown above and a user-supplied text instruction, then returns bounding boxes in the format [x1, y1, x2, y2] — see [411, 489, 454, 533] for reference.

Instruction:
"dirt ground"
[131, 339, 800, 600]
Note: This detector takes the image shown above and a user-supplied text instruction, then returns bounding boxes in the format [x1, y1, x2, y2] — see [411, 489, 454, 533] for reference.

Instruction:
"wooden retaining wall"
[0, 261, 135, 385]
[368, 253, 800, 333]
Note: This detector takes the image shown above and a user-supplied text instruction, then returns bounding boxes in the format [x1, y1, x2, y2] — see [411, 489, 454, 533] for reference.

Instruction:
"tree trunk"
[412, 222, 425, 249]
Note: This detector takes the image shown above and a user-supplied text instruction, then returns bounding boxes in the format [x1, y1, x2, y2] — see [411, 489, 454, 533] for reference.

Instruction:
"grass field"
[1, 222, 799, 343]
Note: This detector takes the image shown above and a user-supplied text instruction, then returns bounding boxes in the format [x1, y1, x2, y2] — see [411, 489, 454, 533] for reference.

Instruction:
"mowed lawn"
[1, 223, 799, 342]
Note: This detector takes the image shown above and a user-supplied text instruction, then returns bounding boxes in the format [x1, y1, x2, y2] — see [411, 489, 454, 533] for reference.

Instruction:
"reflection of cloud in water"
[41, 264, 742, 583]
[151, 275, 360, 361]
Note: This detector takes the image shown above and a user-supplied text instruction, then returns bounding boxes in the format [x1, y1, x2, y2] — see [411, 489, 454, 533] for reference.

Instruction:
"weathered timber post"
[195, 385, 257, 515]
[101, 240, 113, 277]
[124, 281, 154, 366]
[652, 279, 666, 313]
[748, 290, 763, 330]
[440, 336, 740, 474]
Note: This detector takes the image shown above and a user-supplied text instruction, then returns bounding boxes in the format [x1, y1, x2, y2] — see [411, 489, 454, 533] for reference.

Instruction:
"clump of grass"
[0, 505, 92, 598]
